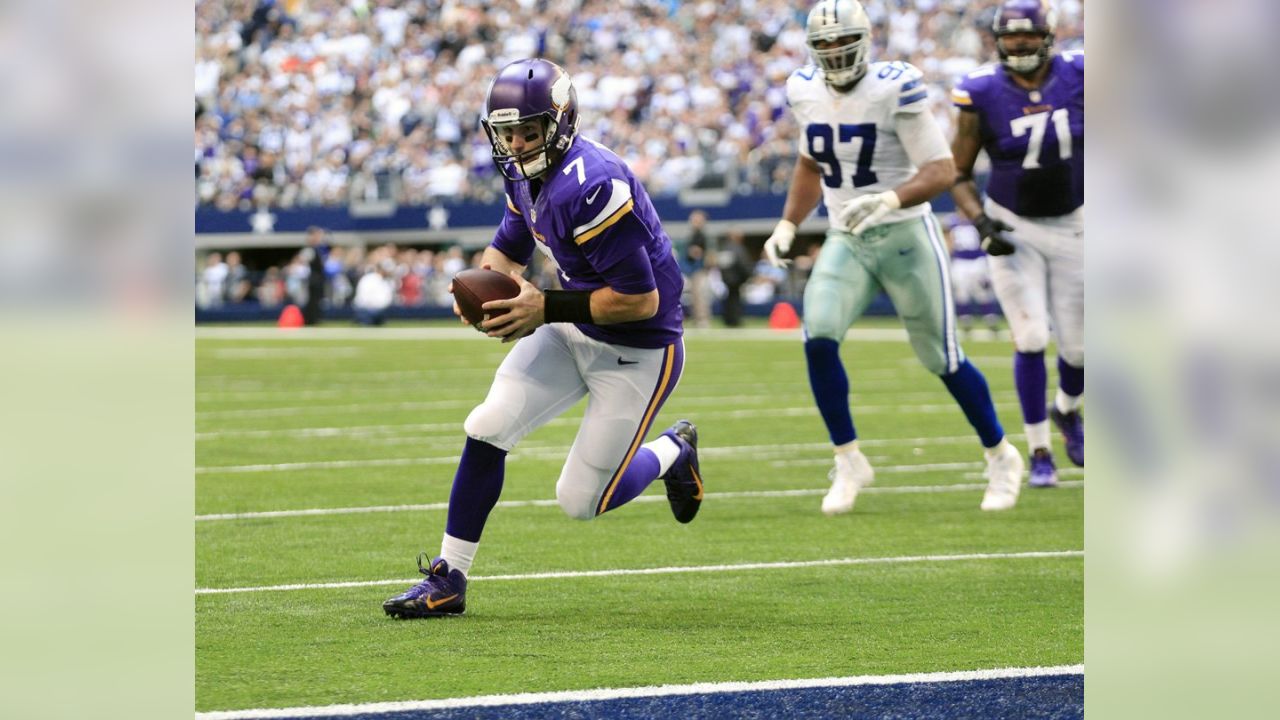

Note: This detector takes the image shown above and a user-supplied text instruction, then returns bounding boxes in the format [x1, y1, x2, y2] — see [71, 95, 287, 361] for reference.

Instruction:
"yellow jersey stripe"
[575, 199, 634, 245]
[505, 195, 522, 215]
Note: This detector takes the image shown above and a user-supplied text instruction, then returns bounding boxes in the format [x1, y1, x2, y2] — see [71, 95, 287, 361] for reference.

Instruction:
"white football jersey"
[786, 61, 945, 228]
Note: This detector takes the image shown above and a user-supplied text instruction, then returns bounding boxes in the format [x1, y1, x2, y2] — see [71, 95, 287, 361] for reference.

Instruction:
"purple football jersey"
[953, 52, 1084, 217]
[491, 137, 684, 349]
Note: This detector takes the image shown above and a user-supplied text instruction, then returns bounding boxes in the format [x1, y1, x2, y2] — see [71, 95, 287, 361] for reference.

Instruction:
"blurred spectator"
[683, 210, 712, 329]
[257, 266, 286, 307]
[716, 228, 752, 328]
[197, 252, 228, 309]
[353, 258, 397, 326]
[224, 250, 251, 303]
[302, 225, 329, 325]
[284, 252, 309, 305]
[325, 246, 353, 307]
[441, 245, 466, 277]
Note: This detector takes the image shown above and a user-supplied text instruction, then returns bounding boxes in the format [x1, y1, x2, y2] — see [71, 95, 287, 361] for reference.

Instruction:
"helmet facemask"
[996, 31, 1055, 74]
[483, 114, 560, 181]
[805, 0, 873, 90]
[992, 1, 1059, 76]
[809, 33, 870, 88]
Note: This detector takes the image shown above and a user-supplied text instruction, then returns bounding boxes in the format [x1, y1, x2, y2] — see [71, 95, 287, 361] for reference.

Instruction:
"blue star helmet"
[480, 58, 580, 181]
[806, 0, 872, 89]
[993, 0, 1059, 74]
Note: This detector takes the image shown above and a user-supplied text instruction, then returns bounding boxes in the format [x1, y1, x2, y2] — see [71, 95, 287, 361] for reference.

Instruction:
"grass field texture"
[195, 323, 1083, 713]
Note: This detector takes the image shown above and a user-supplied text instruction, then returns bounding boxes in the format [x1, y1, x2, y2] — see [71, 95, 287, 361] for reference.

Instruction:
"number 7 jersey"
[786, 60, 948, 228]
[952, 52, 1084, 218]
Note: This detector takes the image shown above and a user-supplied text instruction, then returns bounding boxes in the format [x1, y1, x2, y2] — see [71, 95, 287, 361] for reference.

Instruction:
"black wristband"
[544, 290, 594, 324]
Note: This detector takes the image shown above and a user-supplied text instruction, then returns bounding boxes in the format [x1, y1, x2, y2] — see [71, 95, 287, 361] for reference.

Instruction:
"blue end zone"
[271, 674, 1082, 720]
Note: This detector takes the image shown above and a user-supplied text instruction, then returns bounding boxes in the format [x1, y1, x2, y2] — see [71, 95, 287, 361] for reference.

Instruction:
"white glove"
[838, 191, 902, 235]
[763, 219, 797, 268]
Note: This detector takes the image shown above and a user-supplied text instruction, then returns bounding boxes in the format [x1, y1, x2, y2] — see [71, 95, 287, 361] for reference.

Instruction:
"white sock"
[984, 437, 1012, 461]
[644, 435, 682, 476]
[1025, 421, 1051, 453]
[440, 533, 479, 576]
[1055, 390, 1083, 413]
[834, 440, 861, 456]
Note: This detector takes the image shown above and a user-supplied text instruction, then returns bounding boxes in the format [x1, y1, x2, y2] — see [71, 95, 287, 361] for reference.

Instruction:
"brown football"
[451, 268, 521, 329]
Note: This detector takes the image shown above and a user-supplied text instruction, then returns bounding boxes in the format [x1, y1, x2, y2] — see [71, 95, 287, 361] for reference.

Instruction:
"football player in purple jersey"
[383, 59, 702, 619]
[951, 0, 1084, 489]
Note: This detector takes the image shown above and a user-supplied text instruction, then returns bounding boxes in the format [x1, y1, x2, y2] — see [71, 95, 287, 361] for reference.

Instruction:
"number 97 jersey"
[951, 52, 1084, 218]
[786, 60, 947, 228]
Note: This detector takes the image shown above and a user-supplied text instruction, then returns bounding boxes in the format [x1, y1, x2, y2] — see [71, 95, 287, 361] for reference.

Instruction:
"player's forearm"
[589, 287, 659, 324]
[950, 178, 985, 221]
[949, 109, 985, 220]
[781, 158, 824, 226]
[893, 157, 955, 208]
[481, 246, 526, 275]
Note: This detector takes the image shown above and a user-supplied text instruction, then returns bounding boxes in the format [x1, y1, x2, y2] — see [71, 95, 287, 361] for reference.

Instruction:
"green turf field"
[195, 324, 1082, 713]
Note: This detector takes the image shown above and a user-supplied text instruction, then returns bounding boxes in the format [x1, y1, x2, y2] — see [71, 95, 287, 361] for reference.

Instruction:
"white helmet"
[806, 0, 872, 88]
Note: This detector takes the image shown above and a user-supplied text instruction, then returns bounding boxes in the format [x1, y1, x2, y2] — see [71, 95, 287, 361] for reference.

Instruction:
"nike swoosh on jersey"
[617, 357, 639, 365]
[585, 186, 602, 204]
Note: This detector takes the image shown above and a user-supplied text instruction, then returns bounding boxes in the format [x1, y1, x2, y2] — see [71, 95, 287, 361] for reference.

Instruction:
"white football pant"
[462, 323, 684, 520]
[984, 200, 1084, 366]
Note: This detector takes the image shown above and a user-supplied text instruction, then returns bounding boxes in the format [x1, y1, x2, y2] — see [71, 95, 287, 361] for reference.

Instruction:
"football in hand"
[451, 268, 522, 329]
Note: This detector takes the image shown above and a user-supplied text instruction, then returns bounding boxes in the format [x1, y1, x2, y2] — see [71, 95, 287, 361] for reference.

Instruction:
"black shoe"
[1050, 407, 1084, 467]
[660, 420, 703, 523]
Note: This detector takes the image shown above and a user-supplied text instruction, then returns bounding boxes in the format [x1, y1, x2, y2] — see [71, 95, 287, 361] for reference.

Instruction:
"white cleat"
[981, 442, 1025, 511]
[822, 450, 875, 516]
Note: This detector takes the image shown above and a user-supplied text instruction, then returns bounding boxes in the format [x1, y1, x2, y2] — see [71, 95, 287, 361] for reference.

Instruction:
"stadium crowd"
[195, 0, 1083, 211]
[197, 217, 986, 329]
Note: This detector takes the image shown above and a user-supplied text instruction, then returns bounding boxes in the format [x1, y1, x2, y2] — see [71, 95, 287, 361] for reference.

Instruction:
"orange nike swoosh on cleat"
[691, 467, 703, 500]
[424, 594, 458, 610]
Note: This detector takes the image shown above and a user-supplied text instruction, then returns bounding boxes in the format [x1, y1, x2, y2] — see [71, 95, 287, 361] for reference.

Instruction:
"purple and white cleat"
[1028, 448, 1059, 488]
[382, 554, 467, 619]
[1050, 407, 1084, 467]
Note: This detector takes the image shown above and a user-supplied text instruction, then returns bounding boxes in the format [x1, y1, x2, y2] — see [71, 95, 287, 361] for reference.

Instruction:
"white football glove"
[838, 191, 902, 235]
[762, 219, 797, 269]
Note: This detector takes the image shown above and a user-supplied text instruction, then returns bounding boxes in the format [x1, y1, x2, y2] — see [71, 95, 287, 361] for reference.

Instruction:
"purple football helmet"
[480, 58, 579, 181]
[992, 0, 1058, 75]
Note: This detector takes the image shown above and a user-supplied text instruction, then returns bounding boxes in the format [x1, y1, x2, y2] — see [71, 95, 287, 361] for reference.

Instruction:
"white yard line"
[196, 550, 1082, 595]
[195, 327, 911, 342]
[210, 347, 366, 359]
[195, 480, 1083, 522]
[196, 440, 1045, 475]
[194, 663, 1082, 719]
[196, 399, 474, 420]
[196, 402, 1017, 421]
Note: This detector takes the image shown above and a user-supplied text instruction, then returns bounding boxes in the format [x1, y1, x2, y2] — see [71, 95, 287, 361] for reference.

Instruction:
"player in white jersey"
[764, 0, 1024, 514]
